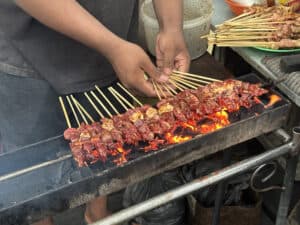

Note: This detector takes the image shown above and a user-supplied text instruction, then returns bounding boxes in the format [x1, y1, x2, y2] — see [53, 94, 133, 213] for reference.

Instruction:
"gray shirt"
[0, 0, 137, 94]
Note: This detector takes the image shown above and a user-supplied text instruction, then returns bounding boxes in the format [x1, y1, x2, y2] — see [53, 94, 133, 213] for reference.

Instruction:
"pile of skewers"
[203, 5, 300, 49]
[59, 72, 272, 167]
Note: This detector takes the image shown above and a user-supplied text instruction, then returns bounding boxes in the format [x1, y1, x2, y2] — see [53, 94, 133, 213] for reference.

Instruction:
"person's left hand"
[155, 30, 190, 76]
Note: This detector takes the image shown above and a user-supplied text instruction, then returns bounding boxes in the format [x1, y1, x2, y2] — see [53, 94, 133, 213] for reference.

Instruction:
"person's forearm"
[16, 0, 124, 60]
[152, 0, 183, 32]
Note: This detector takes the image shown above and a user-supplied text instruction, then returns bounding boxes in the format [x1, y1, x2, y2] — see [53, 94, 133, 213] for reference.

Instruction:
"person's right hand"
[107, 40, 168, 97]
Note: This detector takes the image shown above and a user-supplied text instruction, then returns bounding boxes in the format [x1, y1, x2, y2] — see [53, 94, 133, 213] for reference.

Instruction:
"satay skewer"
[164, 83, 178, 95]
[151, 80, 162, 100]
[90, 91, 114, 117]
[108, 89, 129, 111]
[84, 92, 105, 119]
[117, 82, 143, 107]
[160, 83, 175, 96]
[170, 76, 198, 89]
[70, 95, 94, 123]
[59, 96, 72, 128]
[171, 73, 210, 84]
[66, 95, 80, 127]
[70, 95, 88, 124]
[169, 79, 184, 91]
[172, 70, 221, 82]
[170, 79, 188, 90]
[95, 85, 120, 115]
[156, 82, 167, 98]
[109, 87, 135, 109]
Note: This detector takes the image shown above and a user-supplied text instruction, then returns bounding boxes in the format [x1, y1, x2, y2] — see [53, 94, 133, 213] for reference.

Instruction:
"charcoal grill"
[0, 74, 292, 225]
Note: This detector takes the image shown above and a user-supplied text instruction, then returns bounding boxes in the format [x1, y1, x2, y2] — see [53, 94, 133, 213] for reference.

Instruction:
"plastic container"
[140, 0, 213, 60]
[225, 0, 250, 15]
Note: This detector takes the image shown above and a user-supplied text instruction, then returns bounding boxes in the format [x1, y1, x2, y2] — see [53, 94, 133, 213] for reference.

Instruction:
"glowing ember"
[165, 132, 192, 144]
[144, 139, 165, 152]
[200, 110, 230, 134]
[182, 121, 197, 131]
[112, 146, 131, 165]
[265, 94, 281, 108]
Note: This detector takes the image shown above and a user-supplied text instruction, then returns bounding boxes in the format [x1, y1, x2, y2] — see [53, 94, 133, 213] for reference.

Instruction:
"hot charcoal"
[63, 79, 282, 167]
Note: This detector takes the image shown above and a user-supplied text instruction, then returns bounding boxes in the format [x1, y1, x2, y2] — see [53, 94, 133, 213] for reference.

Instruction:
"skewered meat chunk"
[65, 79, 272, 167]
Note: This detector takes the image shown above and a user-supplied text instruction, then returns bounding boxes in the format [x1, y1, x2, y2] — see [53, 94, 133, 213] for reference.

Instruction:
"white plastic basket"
[141, 0, 213, 60]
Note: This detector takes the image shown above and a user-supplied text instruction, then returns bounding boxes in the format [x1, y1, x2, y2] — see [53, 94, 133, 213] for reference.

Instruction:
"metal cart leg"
[212, 150, 232, 225]
[275, 154, 299, 225]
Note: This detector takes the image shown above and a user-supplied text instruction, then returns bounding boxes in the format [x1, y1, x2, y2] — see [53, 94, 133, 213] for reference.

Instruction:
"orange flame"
[265, 94, 281, 108]
[182, 121, 197, 131]
[200, 110, 230, 134]
[165, 132, 192, 144]
[112, 145, 131, 165]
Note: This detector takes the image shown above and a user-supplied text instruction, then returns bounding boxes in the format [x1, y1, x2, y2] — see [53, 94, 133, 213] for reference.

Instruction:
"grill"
[0, 74, 291, 225]
[262, 56, 300, 107]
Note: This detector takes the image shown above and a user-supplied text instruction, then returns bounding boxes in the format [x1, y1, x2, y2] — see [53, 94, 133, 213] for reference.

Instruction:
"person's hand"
[108, 41, 168, 97]
[155, 30, 190, 76]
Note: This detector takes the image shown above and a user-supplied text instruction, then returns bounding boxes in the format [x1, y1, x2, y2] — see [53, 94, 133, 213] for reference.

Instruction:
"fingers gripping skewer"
[66, 96, 80, 127]
[90, 91, 113, 117]
[117, 82, 143, 107]
[95, 85, 120, 115]
[84, 92, 105, 119]
[59, 96, 71, 128]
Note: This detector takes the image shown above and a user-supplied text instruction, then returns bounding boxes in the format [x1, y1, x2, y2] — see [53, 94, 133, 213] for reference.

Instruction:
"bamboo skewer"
[117, 82, 143, 107]
[109, 87, 135, 109]
[170, 76, 198, 89]
[164, 83, 178, 95]
[71, 95, 94, 123]
[161, 83, 174, 96]
[156, 82, 167, 98]
[84, 92, 104, 119]
[66, 95, 80, 127]
[95, 85, 120, 115]
[108, 87, 130, 111]
[173, 70, 221, 82]
[152, 80, 161, 100]
[70, 95, 88, 124]
[172, 75, 203, 88]
[171, 73, 210, 84]
[171, 79, 188, 90]
[59, 96, 71, 128]
[90, 91, 113, 117]
[169, 79, 184, 91]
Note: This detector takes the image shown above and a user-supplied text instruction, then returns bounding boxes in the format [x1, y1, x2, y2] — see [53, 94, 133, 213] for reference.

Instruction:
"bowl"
[225, 0, 249, 15]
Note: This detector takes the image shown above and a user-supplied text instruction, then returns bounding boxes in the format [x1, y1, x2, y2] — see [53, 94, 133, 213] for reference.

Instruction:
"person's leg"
[0, 72, 65, 225]
[84, 196, 110, 224]
[0, 72, 65, 153]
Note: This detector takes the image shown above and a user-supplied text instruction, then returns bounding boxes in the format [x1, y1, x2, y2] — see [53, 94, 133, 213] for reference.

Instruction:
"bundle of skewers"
[203, 5, 300, 49]
[58, 71, 274, 167]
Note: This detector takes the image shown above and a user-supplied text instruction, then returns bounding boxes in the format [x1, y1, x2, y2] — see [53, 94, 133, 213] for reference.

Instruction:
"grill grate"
[262, 56, 300, 106]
